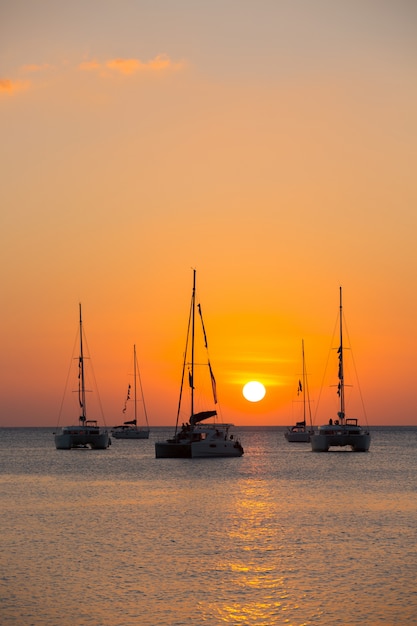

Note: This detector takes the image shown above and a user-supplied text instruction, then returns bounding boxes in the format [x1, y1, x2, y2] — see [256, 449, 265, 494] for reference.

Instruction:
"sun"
[242, 381, 266, 403]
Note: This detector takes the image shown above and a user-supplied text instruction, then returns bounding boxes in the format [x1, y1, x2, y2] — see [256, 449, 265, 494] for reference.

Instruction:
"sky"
[1, 0, 416, 427]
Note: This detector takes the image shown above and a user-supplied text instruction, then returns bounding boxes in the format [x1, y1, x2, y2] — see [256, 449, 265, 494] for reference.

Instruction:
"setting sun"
[242, 381, 266, 403]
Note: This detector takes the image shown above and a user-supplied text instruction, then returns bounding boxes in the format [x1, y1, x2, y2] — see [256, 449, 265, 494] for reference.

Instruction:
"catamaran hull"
[112, 430, 150, 439]
[285, 431, 313, 442]
[155, 442, 192, 458]
[191, 441, 244, 457]
[311, 433, 370, 452]
[155, 440, 244, 458]
[55, 433, 110, 450]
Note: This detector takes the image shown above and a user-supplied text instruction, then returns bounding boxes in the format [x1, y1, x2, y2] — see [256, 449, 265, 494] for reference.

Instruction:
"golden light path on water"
[214, 481, 286, 624]
[205, 477, 309, 624]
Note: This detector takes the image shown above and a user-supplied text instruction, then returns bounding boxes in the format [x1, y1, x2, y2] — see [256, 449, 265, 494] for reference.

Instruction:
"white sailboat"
[285, 340, 315, 442]
[112, 345, 150, 439]
[155, 270, 244, 458]
[54, 304, 110, 450]
[310, 288, 371, 452]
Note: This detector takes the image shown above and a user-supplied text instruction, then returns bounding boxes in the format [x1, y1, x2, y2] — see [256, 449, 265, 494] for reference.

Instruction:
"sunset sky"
[1, 1, 416, 427]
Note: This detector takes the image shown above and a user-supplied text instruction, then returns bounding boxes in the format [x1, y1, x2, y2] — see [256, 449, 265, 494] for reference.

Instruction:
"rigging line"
[56, 327, 79, 427]
[174, 289, 193, 435]
[313, 310, 339, 425]
[303, 344, 314, 428]
[135, 346, 150, 428]
[82, 328, 107, 427]
[197, 303, 208, 348]
[342, 310, 369, 426]
[197, 298, 220, 410]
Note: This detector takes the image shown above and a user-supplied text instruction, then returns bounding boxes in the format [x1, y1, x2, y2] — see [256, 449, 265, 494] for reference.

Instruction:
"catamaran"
[155, 270, 244, 458]
[112, 344, 150, 439]
[54, 304, 110, 450]
[310, 288, 371, 452]
[285, 340, 315, 442]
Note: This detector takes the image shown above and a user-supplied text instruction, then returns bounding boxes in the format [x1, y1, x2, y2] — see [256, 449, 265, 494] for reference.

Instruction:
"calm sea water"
[0, 426, 416, 625]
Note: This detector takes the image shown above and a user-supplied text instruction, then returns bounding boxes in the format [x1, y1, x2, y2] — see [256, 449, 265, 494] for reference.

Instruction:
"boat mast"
[174, 276, 193, 435]
[338, 287, 345, 424]
[79, 303, 87, 423]
[190, 269, 196, 419]
[302, 339, 306, 424]
[133, 344, 137, 425]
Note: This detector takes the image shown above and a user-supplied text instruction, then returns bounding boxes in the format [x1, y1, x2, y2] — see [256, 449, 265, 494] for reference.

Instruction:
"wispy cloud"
[21, 63, 52, 73]
[78, 60, 101, 72]
[1, 54, 185, 97]
[0, 78, 29, 94]
[79, 54, 184, 75]
[106, 58, 145, 75]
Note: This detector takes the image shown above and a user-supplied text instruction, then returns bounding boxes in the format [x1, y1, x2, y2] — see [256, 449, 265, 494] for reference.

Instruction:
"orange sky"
[1, 1, 416, 427]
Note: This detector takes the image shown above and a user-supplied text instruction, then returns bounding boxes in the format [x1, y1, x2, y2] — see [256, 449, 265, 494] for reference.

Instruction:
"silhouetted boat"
[285, 340, 315, 442]
[155, 270, 244, 458]
[54, 304, 110, 450]
[310, 288, 371, 452]
[112, 344, 150, 439]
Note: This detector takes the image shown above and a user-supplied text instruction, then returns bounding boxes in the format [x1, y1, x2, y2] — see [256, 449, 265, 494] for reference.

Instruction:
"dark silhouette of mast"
[190, 269, 196, 419]
[78, 303, 87, 424]
[337, 287, 345, 424]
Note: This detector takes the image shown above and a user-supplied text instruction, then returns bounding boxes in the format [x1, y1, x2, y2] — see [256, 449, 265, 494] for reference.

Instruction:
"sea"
[1, 426, 416, 626]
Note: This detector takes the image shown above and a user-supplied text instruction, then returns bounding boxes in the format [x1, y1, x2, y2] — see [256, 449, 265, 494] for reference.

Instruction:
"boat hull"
[191, 441, 244, 457]
[285, 431, 313, 442]
[311, 432, 370, 452]
[55, 431, 110, 450]
[112, 429, 150, 439]
[155, 438, 244, 458]
[155, 441, 192, 458]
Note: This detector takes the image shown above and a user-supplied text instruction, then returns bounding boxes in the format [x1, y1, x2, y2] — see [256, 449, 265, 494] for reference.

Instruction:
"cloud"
[0, 78, 29, 94]
[0, 54, 185, 98]
[21, 63, 52, 73]
[79, 54, 184, 76]
[0, 64, 51, 96]
[106, 58, 142, 75]
[78, 60, 102, 72]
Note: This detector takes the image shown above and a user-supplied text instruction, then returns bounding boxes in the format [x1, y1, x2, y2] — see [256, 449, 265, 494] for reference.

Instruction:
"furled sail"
[190, 410, 217, 425]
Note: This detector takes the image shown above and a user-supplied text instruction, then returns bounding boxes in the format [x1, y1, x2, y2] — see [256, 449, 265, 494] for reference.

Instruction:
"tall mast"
[133, 344, 137, 425]
[190, 269, 196, 419]
[338, 286, 345, 423]
[302, 339, 306, 424]
[79, 303, 86, 423]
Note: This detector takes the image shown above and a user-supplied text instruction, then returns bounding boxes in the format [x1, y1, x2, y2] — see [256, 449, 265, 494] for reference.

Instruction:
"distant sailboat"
[54, 304, 110, 450]
[310, 287, 371, 452]
[155, 270, 244, 458]
[112, 345, 150, 439]
[285, 340, 315, 442]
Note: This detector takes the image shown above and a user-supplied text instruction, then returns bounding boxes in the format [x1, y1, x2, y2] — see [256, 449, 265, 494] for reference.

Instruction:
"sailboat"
[310, 288, 371, 452]
[111, 344, 150, 439]
[285, 340, 315, 442]
[155, 270, 244, 458]
[54, 304, 110, 450]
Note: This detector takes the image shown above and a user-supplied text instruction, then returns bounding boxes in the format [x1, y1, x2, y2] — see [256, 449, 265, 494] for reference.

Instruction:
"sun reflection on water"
[205, 477, 310, 625]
